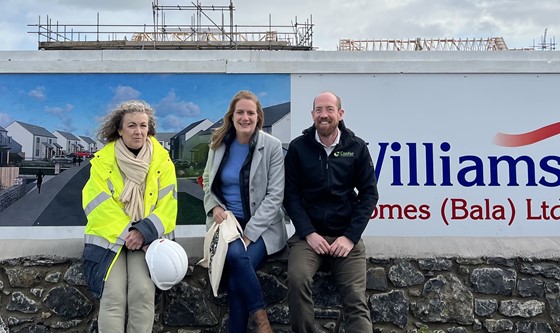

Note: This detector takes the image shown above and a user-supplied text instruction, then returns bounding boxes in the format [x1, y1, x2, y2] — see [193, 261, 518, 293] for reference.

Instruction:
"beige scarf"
[115, 137, 153, 221]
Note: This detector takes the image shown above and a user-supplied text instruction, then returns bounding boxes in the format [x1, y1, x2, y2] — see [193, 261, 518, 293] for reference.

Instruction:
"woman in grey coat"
[202, 90, 287, 333]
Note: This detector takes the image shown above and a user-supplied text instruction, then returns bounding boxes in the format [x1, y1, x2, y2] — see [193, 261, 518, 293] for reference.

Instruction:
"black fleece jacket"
[283, 120, 379, 244]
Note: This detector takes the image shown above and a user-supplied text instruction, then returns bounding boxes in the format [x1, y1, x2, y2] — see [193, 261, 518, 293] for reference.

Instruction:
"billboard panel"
[291, 73, 560, 236]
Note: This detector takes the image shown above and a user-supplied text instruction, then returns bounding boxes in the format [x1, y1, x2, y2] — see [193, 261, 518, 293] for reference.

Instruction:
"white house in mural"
[5, 121, 57, 161]
[263, 102, 291, 145]
[95, 139, 106, 151]
[170, 119, 213, 160]
[0, 126, 23, 165]
[53, 130, 81, 155]
[79, 135, 97, 152]
[0, 126, 12, 165]
[155, 132, 176, 151]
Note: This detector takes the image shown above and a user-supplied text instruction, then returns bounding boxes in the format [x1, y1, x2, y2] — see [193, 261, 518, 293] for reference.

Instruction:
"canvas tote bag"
[197, 211, 245, 296]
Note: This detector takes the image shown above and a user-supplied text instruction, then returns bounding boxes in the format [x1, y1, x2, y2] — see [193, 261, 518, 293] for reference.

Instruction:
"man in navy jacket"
[284, 91, 379, 333]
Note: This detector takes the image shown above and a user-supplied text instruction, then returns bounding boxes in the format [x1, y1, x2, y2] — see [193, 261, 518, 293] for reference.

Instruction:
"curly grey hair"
[97, 100, 157, 142]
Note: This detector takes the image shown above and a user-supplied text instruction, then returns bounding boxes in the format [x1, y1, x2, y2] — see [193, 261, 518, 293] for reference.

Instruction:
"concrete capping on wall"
[1, 50, 560, 74]
[1, 226, 560, 261]
[0, 226, 203, 261]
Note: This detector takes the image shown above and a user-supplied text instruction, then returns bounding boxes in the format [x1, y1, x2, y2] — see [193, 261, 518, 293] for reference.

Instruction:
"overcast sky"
[1, 0, 559, 51]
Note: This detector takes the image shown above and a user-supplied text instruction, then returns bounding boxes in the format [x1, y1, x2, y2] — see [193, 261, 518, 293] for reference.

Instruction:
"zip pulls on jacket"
[318, 153, 329, 173]
[318, 151, 332, 190]
[107, 179, 115, 197]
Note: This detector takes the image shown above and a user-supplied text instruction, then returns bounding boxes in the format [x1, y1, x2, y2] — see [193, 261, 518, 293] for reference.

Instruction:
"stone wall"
[1, 253, 560, 333]
[0, 178, 25, 213]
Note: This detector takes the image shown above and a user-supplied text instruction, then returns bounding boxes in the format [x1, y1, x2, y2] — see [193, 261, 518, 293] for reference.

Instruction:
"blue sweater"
[220, 139, 249, 219]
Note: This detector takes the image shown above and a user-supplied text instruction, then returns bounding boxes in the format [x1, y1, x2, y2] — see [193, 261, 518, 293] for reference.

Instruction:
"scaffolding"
[530, 28, 556, 50]
[338, 37, 510, 51]
[27, 1, 314, 51]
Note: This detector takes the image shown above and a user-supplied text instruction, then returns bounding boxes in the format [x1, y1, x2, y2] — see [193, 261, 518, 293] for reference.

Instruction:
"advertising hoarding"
[291, 73, 560, 236]
[1, 50, 560, 241]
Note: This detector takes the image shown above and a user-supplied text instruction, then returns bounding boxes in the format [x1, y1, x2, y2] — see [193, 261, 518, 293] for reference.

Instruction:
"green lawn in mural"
[177, 192, 205, 225]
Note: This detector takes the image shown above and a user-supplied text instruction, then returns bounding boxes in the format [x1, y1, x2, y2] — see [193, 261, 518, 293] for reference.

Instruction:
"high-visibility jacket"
[82, 136, 177, 298]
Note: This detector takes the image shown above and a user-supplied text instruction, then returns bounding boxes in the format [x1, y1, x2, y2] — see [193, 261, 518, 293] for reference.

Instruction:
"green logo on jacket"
[334, 151, 354, 157]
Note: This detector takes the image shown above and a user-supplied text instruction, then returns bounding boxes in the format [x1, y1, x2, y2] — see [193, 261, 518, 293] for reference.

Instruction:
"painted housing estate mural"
[0, 73, 290, 226]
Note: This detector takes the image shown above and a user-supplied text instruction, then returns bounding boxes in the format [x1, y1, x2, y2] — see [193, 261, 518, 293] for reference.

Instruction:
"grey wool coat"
[202, 130, 287, 255]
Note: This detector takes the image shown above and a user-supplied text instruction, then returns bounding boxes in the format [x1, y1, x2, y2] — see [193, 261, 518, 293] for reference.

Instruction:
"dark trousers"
[287, 234, 372, 333]
[225, 237, 267, 332]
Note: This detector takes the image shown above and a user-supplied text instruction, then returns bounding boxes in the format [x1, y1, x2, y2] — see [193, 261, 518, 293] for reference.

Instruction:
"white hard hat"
[145, 239, 188, 290]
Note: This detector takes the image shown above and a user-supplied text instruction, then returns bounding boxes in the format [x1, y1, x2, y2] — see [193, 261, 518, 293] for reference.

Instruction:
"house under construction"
[338, 37, 511, 51]
[28, 1, 555, 52]
[337, 34, 555, 51]
[28, 1, 314, 51]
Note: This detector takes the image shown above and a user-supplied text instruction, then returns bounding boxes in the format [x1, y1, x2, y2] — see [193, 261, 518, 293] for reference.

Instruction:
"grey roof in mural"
[14, 121, 56, 138]
[263, 102, 290, 127]
[55, 130, 80, 140]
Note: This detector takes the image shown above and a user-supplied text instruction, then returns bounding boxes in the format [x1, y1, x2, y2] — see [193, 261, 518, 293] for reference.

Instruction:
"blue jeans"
[225, 237, 267, 333]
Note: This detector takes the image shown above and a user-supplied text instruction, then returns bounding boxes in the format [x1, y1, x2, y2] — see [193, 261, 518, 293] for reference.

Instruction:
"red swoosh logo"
[493, 122, 560, 147]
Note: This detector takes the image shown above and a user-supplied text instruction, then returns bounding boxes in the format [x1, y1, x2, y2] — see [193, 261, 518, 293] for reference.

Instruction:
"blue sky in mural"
[0, 73, 290, 138]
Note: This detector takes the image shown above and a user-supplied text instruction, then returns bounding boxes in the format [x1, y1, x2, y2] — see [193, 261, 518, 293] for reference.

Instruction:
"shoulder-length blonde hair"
[210, 91, 264, 150]
[97, 100, 157, 142]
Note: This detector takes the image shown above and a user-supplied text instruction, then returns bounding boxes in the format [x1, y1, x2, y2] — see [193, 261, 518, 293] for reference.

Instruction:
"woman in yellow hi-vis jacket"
[82, 100, 177, 333]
